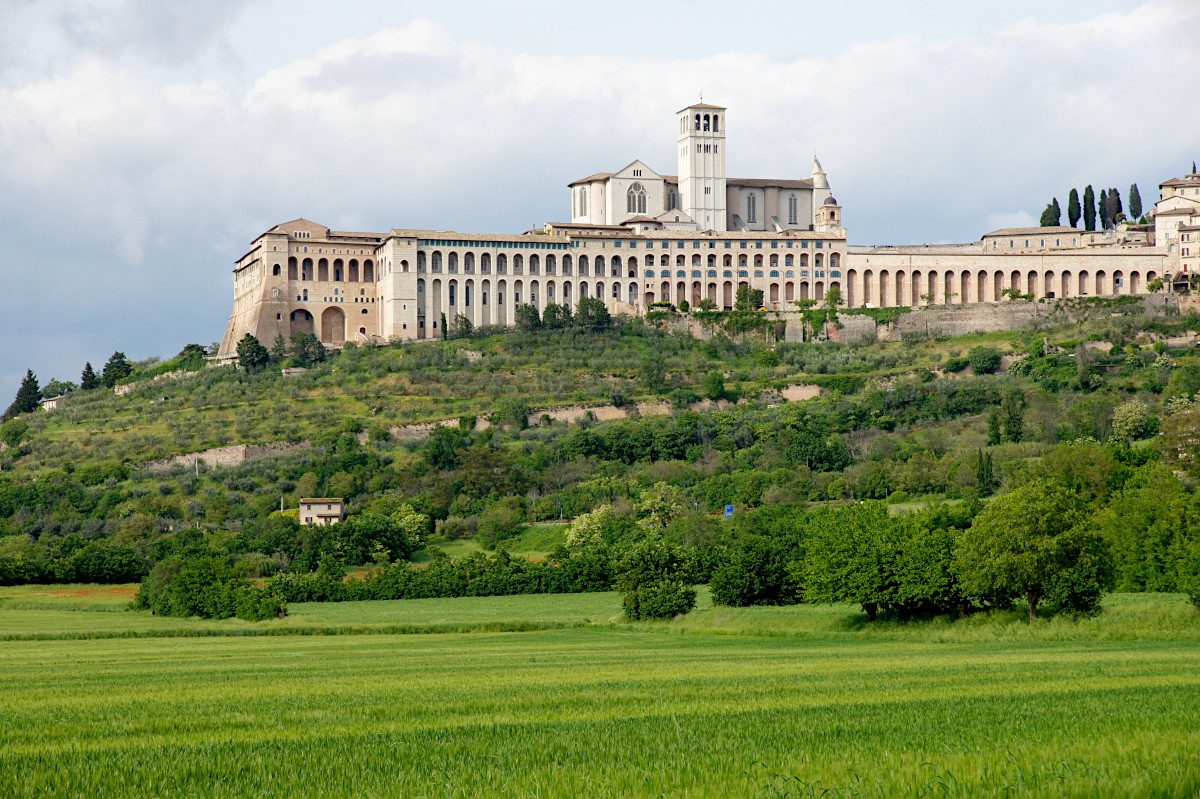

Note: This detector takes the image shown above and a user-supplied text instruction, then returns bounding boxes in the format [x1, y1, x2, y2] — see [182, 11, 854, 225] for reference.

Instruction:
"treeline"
[1040, 184, 1143, 230]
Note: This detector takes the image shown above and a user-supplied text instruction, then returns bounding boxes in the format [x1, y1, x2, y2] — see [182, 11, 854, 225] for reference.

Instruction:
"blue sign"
[724, 505, 734, 518]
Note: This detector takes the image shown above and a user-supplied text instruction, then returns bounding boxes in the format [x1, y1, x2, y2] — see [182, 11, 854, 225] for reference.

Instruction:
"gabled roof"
[678, 103, 727, 112]
[1160, 175, 1200, 187]
[982, 226, 1082, 238]
[567, 172, 614, 187]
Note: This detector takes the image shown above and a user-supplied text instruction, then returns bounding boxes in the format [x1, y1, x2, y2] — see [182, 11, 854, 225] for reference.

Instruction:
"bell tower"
[677, 102, 727, 231]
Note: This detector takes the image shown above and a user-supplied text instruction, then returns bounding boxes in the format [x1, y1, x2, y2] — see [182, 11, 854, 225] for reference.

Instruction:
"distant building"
[299, 498, 345, 526]
[39, 395, 67, 411]
[218, 102, 1189, 356]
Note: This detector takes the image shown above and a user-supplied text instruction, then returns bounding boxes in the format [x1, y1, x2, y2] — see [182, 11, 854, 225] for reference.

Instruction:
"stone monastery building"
[220, 103, 1200, 354]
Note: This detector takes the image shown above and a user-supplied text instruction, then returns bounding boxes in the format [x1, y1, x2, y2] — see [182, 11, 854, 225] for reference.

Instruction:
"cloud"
[0, 2, 1197, 389]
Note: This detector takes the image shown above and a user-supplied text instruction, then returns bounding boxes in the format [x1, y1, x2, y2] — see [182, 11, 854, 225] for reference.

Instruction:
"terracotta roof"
[678, 103, 727, 112]
[299, 497, 344, 504]
[567, 172, 614, 187]
[1160, 176, 1200, 187]
[623, 216, 659, 223]
[982, 226, 1081, 237]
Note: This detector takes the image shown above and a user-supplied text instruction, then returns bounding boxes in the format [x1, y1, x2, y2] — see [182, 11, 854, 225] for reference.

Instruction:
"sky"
[1, 0, 1198, 393]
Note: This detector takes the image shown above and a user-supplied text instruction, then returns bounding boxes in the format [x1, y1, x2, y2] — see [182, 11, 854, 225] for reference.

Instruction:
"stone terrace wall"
[144, 441, 310, 472]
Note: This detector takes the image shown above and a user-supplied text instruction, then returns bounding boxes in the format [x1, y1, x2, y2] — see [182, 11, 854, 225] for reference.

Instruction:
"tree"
[289, 332, 326, 366]
[1129, 183, 1142, 220]
[41, 378, 77, 398]
[80, 362, 98, 390]
[575, 297, 611, 331]
[967, 346, 1001, 375]
[270, 334, 288, 361]
[422, 425, 469, 470]
[477, 498, 526, 548]
[987, 407, 1002, 446]
[1000, 386, 1025, 443]
[955, 480, 1114, 621]
[1110, 400, 1149, 443]
[615, 536, 696, 620]
[490, 397, 530, 430]
[1097, 188, 1110, 230]
[448, 313, 474, 339]
[1040, 198, 1061, 227]
[296, 472, 321, 498]
[735, 285, 764, 311]
[1166, 363, 1200, 400]
[101, 352, 132, 388]
[974, 448, 995, 491]
[702, 371, 726, 401]
[1068, 188, 1081, 227]
[542, 302, 572, 330]
[514, 304, 542, 332]
[635, 482, 685, 530]
[1, 370, 41, 422]
[1102, 188, 1121, 229]
[710, 536, 799, 606]
[823, 284, 843, 309]
[236, 334, 269, 372]
[1083, 185, 1096, 231]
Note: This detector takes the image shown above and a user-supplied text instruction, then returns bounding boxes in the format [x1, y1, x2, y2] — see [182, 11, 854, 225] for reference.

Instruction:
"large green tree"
[80, 362, 98, 390]
[101, 351, 132, 387]
[2, 370, 41, 422]
[1039, 198, 1061, 227]
[1000, 386, 1025, 443]
[289, 332, 326, 366]
[710, 535, 799, 606]
[1067, 188, 1081, 227]
[1082, 185, 1096, 231]
[615, 536, 696, 620]
[236, 334, 269, 372]
[1128, 183, 1142, 220]
[955, 480, 1114, 621]
[574, 297, 612, 331]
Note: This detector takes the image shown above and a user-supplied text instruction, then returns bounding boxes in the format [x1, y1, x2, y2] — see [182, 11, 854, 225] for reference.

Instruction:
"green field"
[1, 589, 1199, 797]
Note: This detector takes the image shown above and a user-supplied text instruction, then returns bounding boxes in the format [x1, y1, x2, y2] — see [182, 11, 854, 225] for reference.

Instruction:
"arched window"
[692, 270, 701, 278]
[645, 270, 655, 278]
[695, 114, 701, 130]
[660, 269, 670, 277]
[703, 114, 710, 131]
[712, 115, 719, 132]
[627, 182, 647, 214]
[788, 195, 798, 225]
[676, 270, 686, 278]
[668, 192, 676, 211]
[273, 264, 281, 276]
[785, 254, 793, 266]
[747, 194, 757, 223]
[707, 270, 717, 278]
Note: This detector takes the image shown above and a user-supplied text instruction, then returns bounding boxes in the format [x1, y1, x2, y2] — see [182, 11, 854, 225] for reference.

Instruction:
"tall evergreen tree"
[80, 362, 98, 390]
[1128, 184, 1142, 220]
[1111, 187, 1123, 219]
[270, 334, 288, 361]
[236, 334, 270, 372]
[1039, 203, 1057, 227]
[1082, 185, 1096, 231]
[101, 352, 133, 388]
[2, 370, 42, 422]
[1068, 188, 1081, 227]
[1050, 197, 1061, 225]
[1103, 189, 1121, 229]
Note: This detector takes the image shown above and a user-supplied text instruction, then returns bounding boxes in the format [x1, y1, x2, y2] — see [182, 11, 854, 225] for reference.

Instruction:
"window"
[667, 192, 676, 210]
[633, 169, 642, 177]
[627, 182, 647, 214]
[788, 195, 798, 225]
[747, 194, 757, 223]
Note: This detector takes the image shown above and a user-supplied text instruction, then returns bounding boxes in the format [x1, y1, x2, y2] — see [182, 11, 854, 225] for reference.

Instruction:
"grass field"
[1, 587, 1199, 796]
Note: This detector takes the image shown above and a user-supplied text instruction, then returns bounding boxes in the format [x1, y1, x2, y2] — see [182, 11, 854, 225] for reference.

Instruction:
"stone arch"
[363, 260, 374, 282]
[290, 308, 314, 335]
[349, 259, 360, 281]
[862, 270, 873, 306]
[1027, 271, 1039, 298]
[846, 269, 857, 306]
[1095, 270, 1106, 295]
[722, 281, 733, 309]
[318, 258, 329, 282]
[449, 252, 459, 273]
[334, 258, 344, 281]
[785, 281, 794, 302]
[1130, 271, 1141, 294]
[288, 257, 298, 280]
[302, 258, 313, 281]
[321, 306, 345, 344]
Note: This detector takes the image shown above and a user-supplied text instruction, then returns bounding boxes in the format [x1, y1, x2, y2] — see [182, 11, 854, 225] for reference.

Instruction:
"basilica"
[220, 102, 1197, 355]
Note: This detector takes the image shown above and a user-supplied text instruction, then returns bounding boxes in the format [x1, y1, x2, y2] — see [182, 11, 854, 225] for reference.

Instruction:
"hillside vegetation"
[2, 301, 1200, 625]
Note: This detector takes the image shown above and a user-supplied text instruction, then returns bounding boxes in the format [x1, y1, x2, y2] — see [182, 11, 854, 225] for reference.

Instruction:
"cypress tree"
[1039, 204, 1056, 227]
[2, 370, 42, 422]
[1128, 184, 1142, 220]
[1050, 197, 1061, 225]
[80, 362, 98, 390]
[1068, 188, 1081, 227]
[1083, 185, 1096, 231]
[1103, 189, 1121, 229]
[1111, 187, 1123, 219]
[1098, 189, 1109, 229]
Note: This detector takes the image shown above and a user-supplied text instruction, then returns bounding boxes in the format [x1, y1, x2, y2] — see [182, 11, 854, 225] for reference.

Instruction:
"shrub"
[616, 536, 696, 620]
[943, 357, 969, 373]
[709, 536, 798, 606]
[967, 347, 1002, 375]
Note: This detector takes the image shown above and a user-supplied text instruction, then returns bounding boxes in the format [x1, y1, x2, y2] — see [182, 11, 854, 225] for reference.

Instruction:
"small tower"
[677, 102, 727, 231]
[810, 156, 831, 227]
[815, 195, 842, 232]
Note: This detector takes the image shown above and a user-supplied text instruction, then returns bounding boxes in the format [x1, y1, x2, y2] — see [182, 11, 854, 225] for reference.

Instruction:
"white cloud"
[0, 2, 1197, 388]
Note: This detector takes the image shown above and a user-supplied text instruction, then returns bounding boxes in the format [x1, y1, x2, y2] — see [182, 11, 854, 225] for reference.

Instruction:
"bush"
[967, 347, 1002, 375]
[709, 536, 798, 606]
[616, 536, 696, 620]
[943, 357, 969, 373]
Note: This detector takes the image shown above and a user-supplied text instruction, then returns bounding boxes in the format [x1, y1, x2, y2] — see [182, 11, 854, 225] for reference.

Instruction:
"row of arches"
[283, 257, 374, 283]
[841, 267, 1155, 308]
[412, 250, 840, 277]
[416, 277, 643, 337]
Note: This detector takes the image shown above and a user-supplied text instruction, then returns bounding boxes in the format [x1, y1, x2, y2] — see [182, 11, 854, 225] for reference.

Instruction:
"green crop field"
[1, 589, 1200, 797]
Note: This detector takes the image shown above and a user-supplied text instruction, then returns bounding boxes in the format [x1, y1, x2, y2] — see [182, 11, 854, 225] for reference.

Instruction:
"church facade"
[219, 103, 1195, 356]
